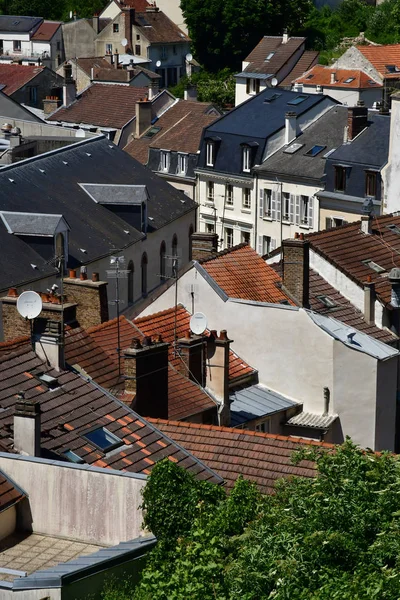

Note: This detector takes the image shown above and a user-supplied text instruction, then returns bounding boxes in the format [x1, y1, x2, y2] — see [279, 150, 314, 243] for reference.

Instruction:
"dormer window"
[160, 150, 170, 172]
[206, 142, 214, 167]
[177, 153, 188, 175]
[246, 78, 260, 95]
[243, 147, 251, 172]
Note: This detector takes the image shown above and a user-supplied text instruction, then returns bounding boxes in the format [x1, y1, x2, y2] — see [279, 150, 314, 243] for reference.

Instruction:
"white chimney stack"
[282, 29, 289, 44]
[206, 330, 232, 427]
[330, 72, 336, 85]
[285, 111, 297, 145]
[14, 400, 41, 457]
[360, 215, 372, 235]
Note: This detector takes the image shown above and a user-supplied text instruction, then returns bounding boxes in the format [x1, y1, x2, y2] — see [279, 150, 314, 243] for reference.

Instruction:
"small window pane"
[83, 427, 122, 451]
[63, 450, 84, 464]
[287, 95, 308, 105]
[305, 145, 326, 157]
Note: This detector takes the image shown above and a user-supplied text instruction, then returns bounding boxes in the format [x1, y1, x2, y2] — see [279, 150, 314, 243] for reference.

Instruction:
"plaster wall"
[57, 61, 90, 94]
[0, 589, 60, 599]
[331, 47, 382, 83]
[156, 0, 188, 34]
[100, 1, 121, 20]
[0, 455, 146, 546]
[319, 206, 360, 228]
[62, 20, 96, 61]
[298, 86, 382, 108]
[383, 95, 400, 213]
[0, 116, 90, 138]
[235, 78, 268, 107]
[0, 505, 16, 541]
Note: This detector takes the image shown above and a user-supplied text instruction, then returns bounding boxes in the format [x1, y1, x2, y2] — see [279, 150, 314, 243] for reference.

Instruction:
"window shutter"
[246, 79, 250, 94]
[289, 194, 294, 223]
[325, 217, 333, 229]
[271, 238, 276, 251]
[343, 220, 348, 225]
[258, 235, 263, 255]
[295, 195, 300, 225]
[308, 196, 314, 229]
[271, 191, 277, 220]
[276, 191, 281, 222]
[259, 188, 264, 217]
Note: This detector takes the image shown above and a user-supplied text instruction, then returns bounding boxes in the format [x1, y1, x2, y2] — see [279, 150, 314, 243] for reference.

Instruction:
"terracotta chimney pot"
[92, 272, 99, 282]
[8, 287, 18, 298]
[69, 269, 77, 279]
[80, 272, 88, 281]
[219, 330, 228, 341]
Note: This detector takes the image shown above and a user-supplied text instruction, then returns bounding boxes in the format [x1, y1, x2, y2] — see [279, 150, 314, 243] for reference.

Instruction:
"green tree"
[0, 0, 65, 19]
[169, 69, 235, 108]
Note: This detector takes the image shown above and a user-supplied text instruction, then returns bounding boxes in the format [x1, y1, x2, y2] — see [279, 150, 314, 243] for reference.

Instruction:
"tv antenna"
[156, 249, 182, 356]
[107, 254, 129, 376]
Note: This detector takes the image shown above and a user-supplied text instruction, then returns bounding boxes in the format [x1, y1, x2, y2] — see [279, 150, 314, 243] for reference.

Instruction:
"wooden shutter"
[259, 188, 264, 217]
[271, 191, 277, 220]
[258, 235, 263, 255]
[325, 217, 333, 229]
[308, 196, 314, 229]
[271, 238, 276, 251]
[276, 190, 281, 222]
[289, 194, 294, 223]
[295, 195, 300, 225]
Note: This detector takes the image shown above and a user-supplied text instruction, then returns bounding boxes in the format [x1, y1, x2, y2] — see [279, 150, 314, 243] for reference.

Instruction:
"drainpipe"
[255, 171, 258, 252]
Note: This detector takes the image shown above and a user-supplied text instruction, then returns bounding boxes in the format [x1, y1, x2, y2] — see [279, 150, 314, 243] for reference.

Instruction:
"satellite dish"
[190, 312, 207, 335]
[271, 77, 278, 88]
[156, 60, 162, 68]
[75, 128, 86, 138]
[17, 291, 42, 320]
[121, 38, 128, 47]
[185, 53, 193, 63]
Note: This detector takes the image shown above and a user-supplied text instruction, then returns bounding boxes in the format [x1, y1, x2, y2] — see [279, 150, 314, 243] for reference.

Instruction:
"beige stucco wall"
[0, 505, 16, 541]
[0, 455, 146, 546]
[319, 206, 361, 229]
[382, 94, 400, 214]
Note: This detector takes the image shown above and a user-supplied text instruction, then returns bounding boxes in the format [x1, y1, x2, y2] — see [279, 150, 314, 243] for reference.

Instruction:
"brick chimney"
[62, 63, 76, 107]
[135, 99, 152, 137]
[14, 400, 41, 457]
[348, 102, 368, 141]
[364, 276, 375, 325]
[124, 335, 170, 418]
[63, 272, 109, 329]
[176, 330, 206, 387]
[206, 330, 231, 426]
[123, 7, 135, 53]
[191, 232, 219, 261]
[282, 233, 310, 307]
[43, 96, 61, 116]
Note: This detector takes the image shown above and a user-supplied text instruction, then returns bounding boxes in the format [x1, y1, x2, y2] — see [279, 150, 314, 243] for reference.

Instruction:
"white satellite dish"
[121, 38, 128, 47]
[75, 128, 86, 138]
[271, 77, 278, 88]
[185, 53, 193, 63]
[17, 291, 42, 320]
[190, 312, 207, 335]
[156, 60, 162, 68]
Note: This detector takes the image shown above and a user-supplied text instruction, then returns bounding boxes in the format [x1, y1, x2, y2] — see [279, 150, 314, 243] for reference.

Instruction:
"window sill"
[225, 205, 234, 210]
[300, 224, 310, 230]
[241, 208, 251, 214]
[263, 215, 273, 221]
[205, 201, 214, 207]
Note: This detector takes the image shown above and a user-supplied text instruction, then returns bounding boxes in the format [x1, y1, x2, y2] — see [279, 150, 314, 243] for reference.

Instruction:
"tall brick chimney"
[124, 336, 170, 418]
[62, 63, 76, 107]
[347, 102, 368, 141]
[282, 233, 310, 307]
[63, 272, 109, 329]
[191, 232, 219, 262]
[176, 330, 206, 387]
[206, 330, 231, 426]
[123, 7, 134, 53]
[14, 400, 41, 457]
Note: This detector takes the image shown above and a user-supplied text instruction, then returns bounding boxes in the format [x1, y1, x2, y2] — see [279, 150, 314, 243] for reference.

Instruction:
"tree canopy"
[103, 440, 400, 600]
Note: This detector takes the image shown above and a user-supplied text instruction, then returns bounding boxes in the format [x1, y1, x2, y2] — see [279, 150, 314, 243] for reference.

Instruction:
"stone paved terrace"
[0, 532, 105, 583]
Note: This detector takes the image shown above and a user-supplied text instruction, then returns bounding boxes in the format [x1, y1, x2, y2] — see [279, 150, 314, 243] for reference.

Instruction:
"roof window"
[306, 74, 314, 80]
[144, 126, 161, 139]
[386, 64, 400, 73]
[287, 95, 308, 105]
[83, 427, 123, 452]
[62, 450, 84, 464]
[305, 145, 326, 157]
[317, 295, 337, 308]
[323, 148, 336, 158]
[284, 142, 304, 154]
[386, 224, 400, 235]
[362, 259, 385, 273]
[33, 372, 60, 390]
[263, 92, 282, 103]
[343, 77, 355, 84]
[265, 52, 275, 61]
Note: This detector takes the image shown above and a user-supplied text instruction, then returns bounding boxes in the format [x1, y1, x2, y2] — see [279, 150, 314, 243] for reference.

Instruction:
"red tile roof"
[280, 50, 319, 86]
[358, 44, 400, 79]
[199, 243, 293, 304]
[0, 344, 221, 483]
[48, 83, 149, 128]
[244, 36, 305, 76]
[150, 419, 332, 493]
[134, 10, 190, 44]
[295, 65, 382, 88]
[124, 100, 220, 163]
[307, 215, 400, 306]
[31, 21, 61, 41]
[74, 57, 115, 76]
[0, 64, 44, 96]
[0, 470, 25, 513]
[116, 0, 151, 9]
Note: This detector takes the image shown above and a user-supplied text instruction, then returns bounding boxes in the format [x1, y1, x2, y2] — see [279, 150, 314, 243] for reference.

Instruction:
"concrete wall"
[0, 454, 146, 546]
[298, 85, 382, 108]
[235, 78, 269, 107]
[332, 46, 382, 83]
[383, 94, 400, 213]
[0, 504, 16, 541]
[139, 265, 396, 449]
[10, 68, 64, 109]
[62, 20, 96, 61]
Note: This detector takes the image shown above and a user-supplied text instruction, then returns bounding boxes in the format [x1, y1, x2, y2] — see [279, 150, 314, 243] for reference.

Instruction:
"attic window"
[386, 65, 399, 73]
[62, 450, 84, 464]
[83, 427, 123, 452]
[305, 145, 326, 157]
[265, 51, 275, 61]
[144, 126, 161, 139]
[362, 259, 385, 273]
[306, 74, 314, 80]
[343, 77, 355, 84]
[284, 142, 304, 154]
[317, 295, 337, 308]
[287, 95, 308, 105]
[35, 372, 60, 390]
[264, 93, 282, 103]
[386, 224, 400, 235]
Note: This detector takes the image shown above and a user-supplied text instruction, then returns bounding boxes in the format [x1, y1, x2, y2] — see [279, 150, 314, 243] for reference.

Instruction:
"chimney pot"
[185, 330, 191, 339]
[92, 272, 99, 282]
[294, 232, 299, 239]
[131, 338, 142, 349]
[8, 287, 18, 298]
[219, 330, 228, 341]
[330, 72, 336, 85]
[80, 271, 88, 281]
[69, 269, 77, 279]
[142, 335, 152, 347]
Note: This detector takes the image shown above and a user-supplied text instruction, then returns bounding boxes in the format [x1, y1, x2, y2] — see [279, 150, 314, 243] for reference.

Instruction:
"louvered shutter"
[259, 188, 264, 217]
[325, 217, 333, 229]
[271, 191, 276, 220]
[308, 196, 314, 229]
[289, 194, 294, 223]
[276, 190, 281, 223]
[295, 195, 300, 225]
[271, 238, 276, 251]
[258, 235, 263, 255]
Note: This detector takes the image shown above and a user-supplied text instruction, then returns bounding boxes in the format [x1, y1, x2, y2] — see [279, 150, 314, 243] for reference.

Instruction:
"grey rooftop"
[230, 383, 299, 427]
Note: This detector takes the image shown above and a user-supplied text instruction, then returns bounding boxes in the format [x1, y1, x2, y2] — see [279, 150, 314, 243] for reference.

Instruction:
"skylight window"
[317, 295, 337, 308]
[83, 427, 123, 452]
[264, 93, 282, 103]
[287, 95, 308, 105]
[265, 51, 275, 61]
[305, 145, 326, 157]
[323, 148, 336, 159]
[386, 224, 400, 235]
[284, 142, 304, 154]
[34, 372, 60, 390]
[144, 126, 161, 139]
[306, 74, 314, 80]
[362, 259, 385, 273]
[386, 64, 400, 73]
[62, 450, 84, 464]
[343, 77, 355, 84]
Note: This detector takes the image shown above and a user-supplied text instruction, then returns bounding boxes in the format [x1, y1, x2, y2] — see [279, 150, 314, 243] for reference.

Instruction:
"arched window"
[141, 253, 148, 296]
[128, 260, 134, 304]
[188, 225, 194, 261]
[160, 241, 166, 281]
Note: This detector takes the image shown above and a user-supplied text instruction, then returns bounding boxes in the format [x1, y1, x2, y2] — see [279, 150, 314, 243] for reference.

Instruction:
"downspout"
[254, 171, 258, 252]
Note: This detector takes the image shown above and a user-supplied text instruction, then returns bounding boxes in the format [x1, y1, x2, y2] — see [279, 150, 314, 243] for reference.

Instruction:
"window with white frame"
[206, 142, 214, 167]
[264, 189, 272, 217]
[242, 188, 251, 210]
[226, 184, 233, 205]
[205, 222, 215, 233]
[243, 147, 251, 172]
[301, 195, 309, 224]
[177, 153, 188, 175]
[258, 235, 276, 256]
[241, 230, 250, 244]
[207, 180, 214, 202]
[13, 40, 21, 52]
[160, 150, 170, 172]
[106, 43, 113, 54]
[225, 227, 234, 248]
[246, 78, 260, 95]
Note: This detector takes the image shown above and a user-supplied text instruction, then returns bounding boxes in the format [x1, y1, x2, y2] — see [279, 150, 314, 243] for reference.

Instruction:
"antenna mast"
[107, 254, 129, 377]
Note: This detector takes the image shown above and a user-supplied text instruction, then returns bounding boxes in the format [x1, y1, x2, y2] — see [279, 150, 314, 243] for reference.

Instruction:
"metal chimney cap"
[389, 267, 400, 281]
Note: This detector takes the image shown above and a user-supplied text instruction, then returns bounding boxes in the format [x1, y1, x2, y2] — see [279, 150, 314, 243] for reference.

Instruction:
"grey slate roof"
[230, 383, 299, 427]
[0, 15, 42, 33]
[255, 105, 349, 182]
[0, 135, 196, 290]
[286, 411, 338, 429]
[0, 212, 67, 236]
[80, 183, 149, 205]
